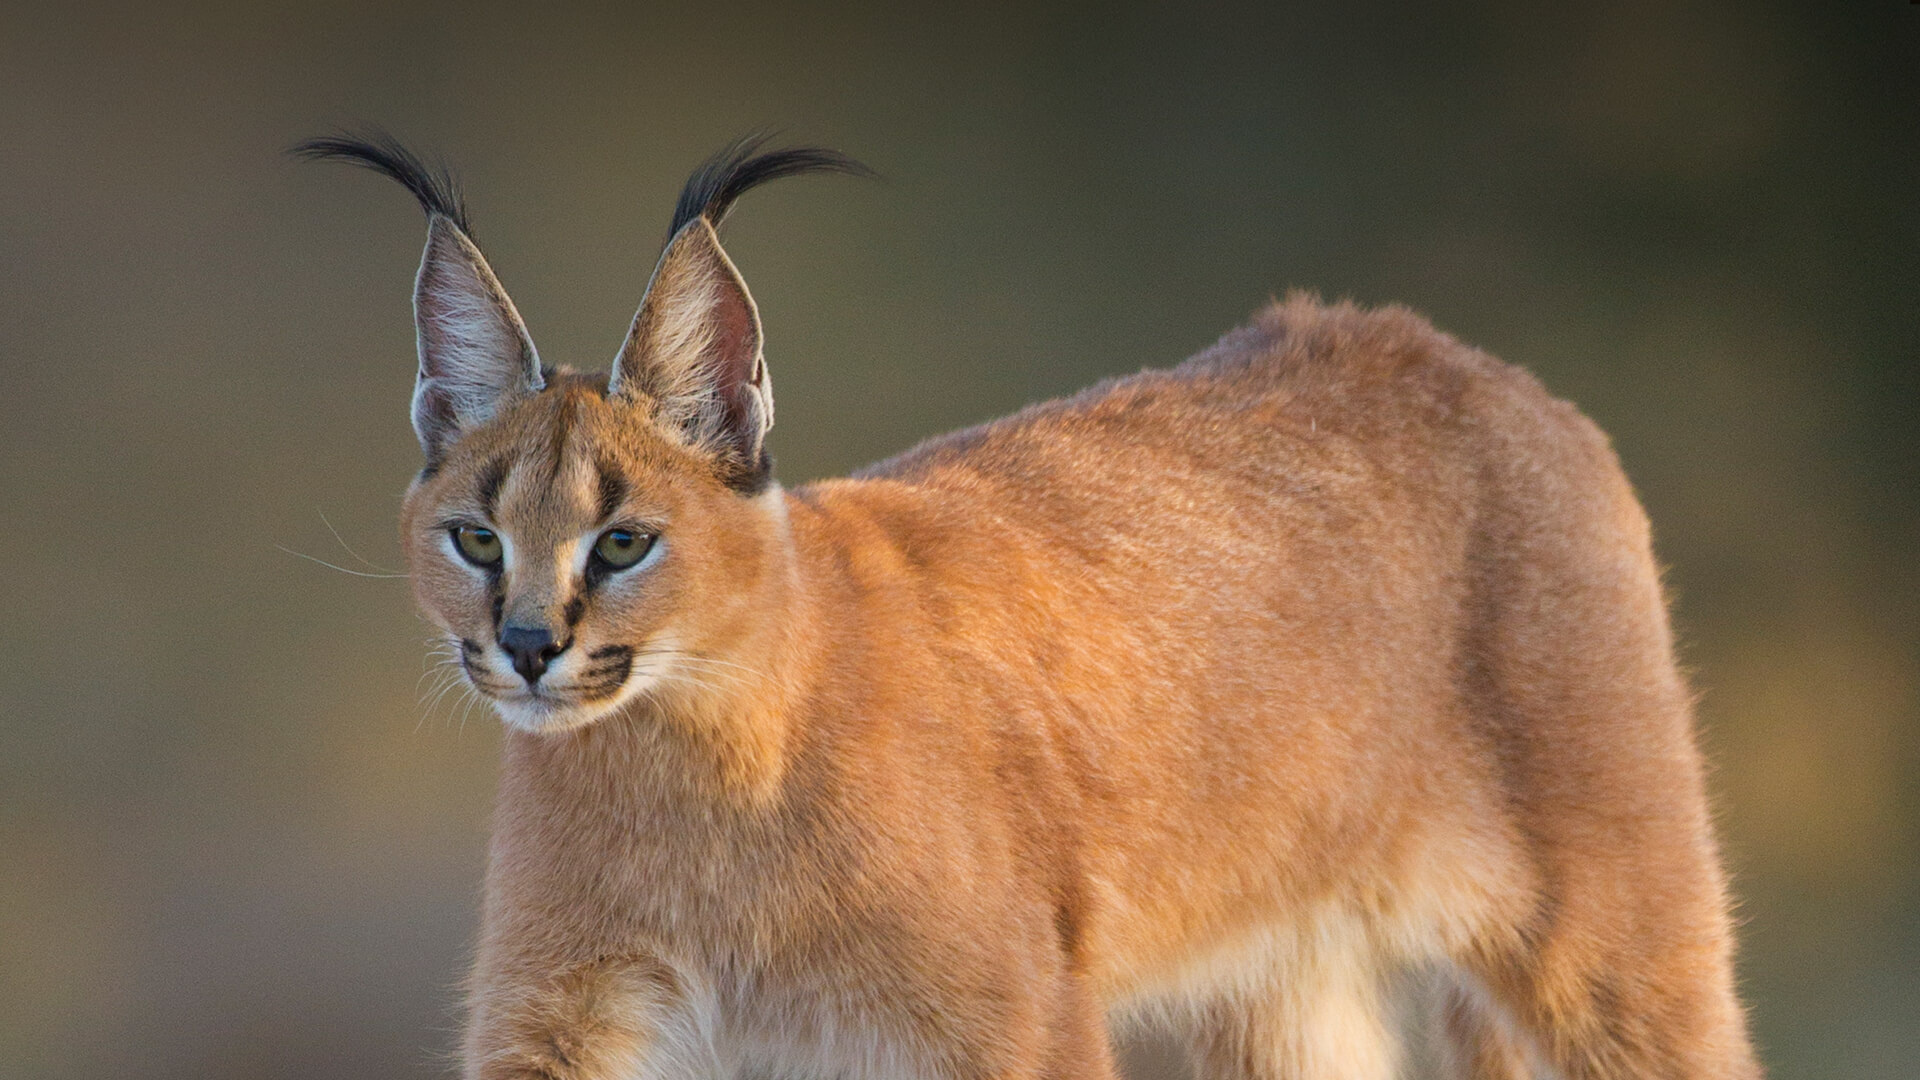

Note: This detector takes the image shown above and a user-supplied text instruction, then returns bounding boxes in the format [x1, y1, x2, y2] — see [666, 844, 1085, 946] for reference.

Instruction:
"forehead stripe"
[595, 459, 628, 523]
[479, 457, 509, 519]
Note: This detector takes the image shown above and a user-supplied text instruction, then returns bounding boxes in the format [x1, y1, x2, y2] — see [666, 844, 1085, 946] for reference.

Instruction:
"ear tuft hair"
[291, 128, 474, 235]
[669, 133, 875, 239]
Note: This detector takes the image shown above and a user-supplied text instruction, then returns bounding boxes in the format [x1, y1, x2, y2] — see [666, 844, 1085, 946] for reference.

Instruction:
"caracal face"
[291, 131, 811, 736]
[402, 377, 785, 734]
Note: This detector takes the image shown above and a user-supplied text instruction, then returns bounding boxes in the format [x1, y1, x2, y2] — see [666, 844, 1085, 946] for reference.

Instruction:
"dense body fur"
[307, 135, 1757, 1078]
[439, 299, 1754, 1079]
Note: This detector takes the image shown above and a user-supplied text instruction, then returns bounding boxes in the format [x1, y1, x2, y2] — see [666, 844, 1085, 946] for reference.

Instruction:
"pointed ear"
[411, 216, 543, 459]
[609, 219, 773, 491]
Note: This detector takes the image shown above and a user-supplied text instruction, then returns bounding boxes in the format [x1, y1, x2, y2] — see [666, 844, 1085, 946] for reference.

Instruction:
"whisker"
[649, 667, 737, 699]
[416, 664, 451, 701]
[423, 685, 457, 724]
[277, 545, 410, 579]
[640, 661, 748, 693]
[632, 647, 769, 686]
[457, 686, 482, 733]
[671, 655, 769, 680]
[317, 509, 406, 575]
[660, 659, 760, 691]
[675, 661, 764, 684]
[417, 638, 464, 719]
[435, 685, 459, 731]
[416, 664, 455, 698]
[423, 669, 467, 719]
[416, 670, 458, 733]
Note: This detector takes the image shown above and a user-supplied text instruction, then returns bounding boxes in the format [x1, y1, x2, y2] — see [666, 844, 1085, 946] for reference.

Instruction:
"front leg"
[464, 953, 712, 1080]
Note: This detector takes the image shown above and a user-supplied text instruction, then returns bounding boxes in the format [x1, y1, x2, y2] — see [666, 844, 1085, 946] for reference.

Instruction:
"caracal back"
[828, 295, 1757, 1079]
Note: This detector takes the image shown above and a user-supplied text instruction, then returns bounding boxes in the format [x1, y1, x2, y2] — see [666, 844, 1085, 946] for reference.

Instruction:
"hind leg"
[1446, 709, 1761, 1080]
[1450, 709, 1760, 1079]
[1463, 894, 1759, 1080]
[1457, 405, 1762, 1078]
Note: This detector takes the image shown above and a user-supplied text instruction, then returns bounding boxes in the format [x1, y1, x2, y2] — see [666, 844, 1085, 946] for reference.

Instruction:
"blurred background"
[1, 1, 1914, 1077]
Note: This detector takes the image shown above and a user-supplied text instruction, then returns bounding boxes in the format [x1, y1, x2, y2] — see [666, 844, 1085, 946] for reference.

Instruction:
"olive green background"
[1, 2, 1914, 1077]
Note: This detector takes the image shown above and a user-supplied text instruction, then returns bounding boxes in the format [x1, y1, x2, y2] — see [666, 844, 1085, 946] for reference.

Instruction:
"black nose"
[498, 625, 566, 685]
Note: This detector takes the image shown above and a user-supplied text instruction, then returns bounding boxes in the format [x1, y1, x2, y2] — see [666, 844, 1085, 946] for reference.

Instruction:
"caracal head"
[300, 133, 866, 732]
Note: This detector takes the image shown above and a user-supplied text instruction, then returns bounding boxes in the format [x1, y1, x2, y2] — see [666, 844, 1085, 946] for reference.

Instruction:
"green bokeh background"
[2, 2, 1914, 1077]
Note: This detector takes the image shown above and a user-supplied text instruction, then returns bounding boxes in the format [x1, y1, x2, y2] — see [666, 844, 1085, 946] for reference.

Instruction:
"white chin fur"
[488, 696, 596, 734]
[484, 674, 656, 734]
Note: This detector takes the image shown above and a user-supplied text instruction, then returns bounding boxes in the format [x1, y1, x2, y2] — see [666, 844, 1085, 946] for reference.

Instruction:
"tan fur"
[399, 289, 1758, 1079]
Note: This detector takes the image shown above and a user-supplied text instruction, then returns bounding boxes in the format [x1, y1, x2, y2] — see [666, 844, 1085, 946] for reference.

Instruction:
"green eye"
[593, 528, 655, 570]
[451, 525, 503, 567]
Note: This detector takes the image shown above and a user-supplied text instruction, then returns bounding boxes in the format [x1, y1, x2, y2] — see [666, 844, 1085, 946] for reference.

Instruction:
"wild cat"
[298, 133, 1759, 1080]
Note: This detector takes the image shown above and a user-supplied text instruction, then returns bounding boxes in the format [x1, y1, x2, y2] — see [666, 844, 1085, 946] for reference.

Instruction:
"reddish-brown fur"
[300, 133, 1760, 1080]
[395, 292, 1756, 1079]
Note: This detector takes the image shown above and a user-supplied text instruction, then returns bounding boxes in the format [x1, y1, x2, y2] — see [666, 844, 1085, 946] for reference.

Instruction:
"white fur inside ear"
[609, 220, 772, 469]
[411, 218, 543, 452]
[642, 267, 731, 445]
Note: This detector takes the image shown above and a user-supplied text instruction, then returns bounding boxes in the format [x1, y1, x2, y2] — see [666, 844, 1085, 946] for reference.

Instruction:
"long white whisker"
[422, 684, 457, 725]
[277, 545, 410, 579]
[423, 669, 467, 719]
[416, 671, 456, 733]
[670, 656, 769, 681]
[317, 509, 406, 575]
[633, 649, 768, 689]
[417, 673, 454, 733]
[650, 661, 753, 692]
[664, 660, 764, 692]
[651, 667, 740, 698]
[417, 664, 456, 698]
[438, 681, 471, 728]
[457, 686, 483, 733]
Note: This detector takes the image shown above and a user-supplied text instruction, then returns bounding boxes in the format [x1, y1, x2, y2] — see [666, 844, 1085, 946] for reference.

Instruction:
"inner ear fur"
[610, 218, 773, 492]
[412, 216, 544, 460]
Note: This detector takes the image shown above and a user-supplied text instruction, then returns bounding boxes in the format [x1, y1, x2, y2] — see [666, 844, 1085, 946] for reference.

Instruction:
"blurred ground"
[0, 2, 1914, 1077]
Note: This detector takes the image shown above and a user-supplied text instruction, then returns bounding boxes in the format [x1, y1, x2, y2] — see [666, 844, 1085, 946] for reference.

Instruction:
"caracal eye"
[592, 528, 655, 570]
[451, 525, 504, 568]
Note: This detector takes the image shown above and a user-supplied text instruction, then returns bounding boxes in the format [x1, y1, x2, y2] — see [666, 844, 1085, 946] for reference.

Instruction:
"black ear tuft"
[291, 128, 474, 235]
[669, 133, 875, 239]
